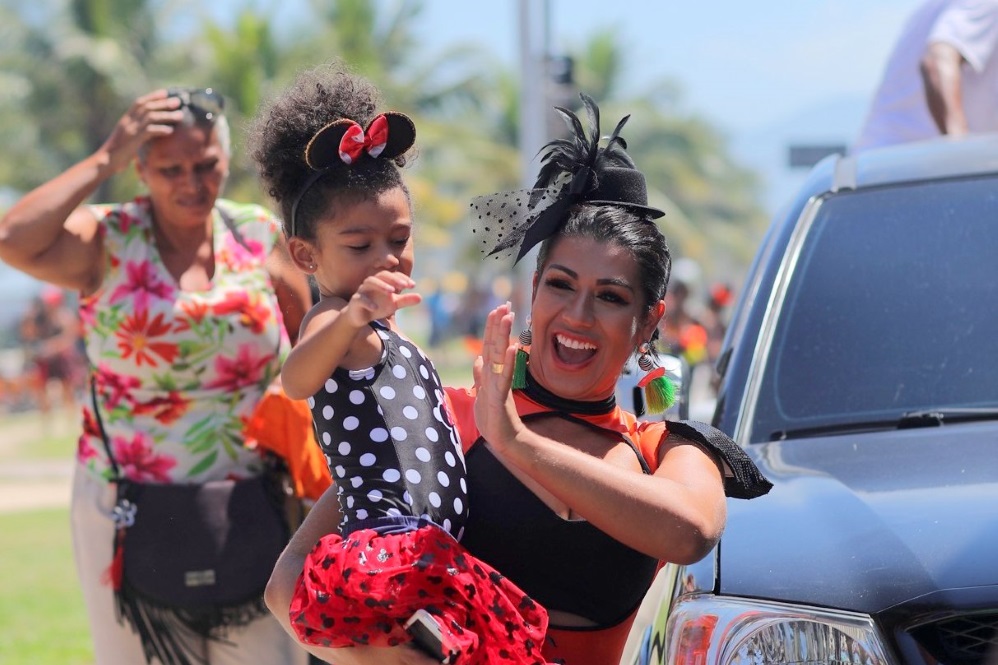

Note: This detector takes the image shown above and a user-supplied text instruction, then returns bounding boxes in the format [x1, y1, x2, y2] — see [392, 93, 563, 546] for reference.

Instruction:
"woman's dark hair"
[248, 63, 410, 240]
[536, 204, 672, 317]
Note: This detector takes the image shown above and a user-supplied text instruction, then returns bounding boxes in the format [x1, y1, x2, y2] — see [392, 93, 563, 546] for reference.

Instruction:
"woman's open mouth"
[553, 333, 598, 365]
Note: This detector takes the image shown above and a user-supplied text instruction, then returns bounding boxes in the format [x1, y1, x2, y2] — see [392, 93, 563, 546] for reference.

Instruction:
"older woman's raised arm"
[0, 91, 183, 293]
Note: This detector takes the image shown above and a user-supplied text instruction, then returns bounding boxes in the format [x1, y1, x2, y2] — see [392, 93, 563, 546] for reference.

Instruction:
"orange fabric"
[246, 384, 331, 501]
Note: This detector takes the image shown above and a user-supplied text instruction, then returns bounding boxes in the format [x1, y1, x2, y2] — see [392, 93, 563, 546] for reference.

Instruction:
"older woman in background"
[0, 88, 310, 665]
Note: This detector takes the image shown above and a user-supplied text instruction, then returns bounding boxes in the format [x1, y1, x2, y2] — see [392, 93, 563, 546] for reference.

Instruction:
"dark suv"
[632, 135, 998, 665]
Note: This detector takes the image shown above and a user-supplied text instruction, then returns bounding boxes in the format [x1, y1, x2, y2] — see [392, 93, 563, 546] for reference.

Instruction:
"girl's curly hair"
[248, 62, 410, 239]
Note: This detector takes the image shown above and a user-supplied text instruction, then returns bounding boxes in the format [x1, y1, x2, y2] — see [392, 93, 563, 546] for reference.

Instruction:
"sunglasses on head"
[167, 87, 225, 122]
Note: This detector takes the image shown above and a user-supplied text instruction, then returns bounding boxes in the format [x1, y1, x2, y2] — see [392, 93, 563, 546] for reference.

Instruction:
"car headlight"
[664, 596, 897, 665]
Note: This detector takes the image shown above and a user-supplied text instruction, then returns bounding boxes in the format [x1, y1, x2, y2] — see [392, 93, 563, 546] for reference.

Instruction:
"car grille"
[909, 613, 998, 665]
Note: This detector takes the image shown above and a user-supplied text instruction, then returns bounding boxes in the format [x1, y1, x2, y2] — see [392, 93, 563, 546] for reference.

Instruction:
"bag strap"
[215, 201, 252, 253]
[89, 374, 121, 481]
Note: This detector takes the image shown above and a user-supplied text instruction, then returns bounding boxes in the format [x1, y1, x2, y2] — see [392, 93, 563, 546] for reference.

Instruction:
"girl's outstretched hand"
[346, 270, 422, 327]
[473, 302, 524, 451]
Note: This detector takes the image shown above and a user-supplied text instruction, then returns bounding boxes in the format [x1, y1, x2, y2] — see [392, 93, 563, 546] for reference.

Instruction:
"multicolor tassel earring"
[637, 342, 676, 414]
[512, 319, 532, 390]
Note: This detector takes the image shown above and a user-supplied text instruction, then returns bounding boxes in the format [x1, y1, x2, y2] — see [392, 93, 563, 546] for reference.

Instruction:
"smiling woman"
[0, 87, 311, 665]
[264, 91, 771, 665]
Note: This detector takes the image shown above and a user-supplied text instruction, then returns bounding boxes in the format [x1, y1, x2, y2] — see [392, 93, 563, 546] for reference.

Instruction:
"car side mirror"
[615, 353, 691, 421]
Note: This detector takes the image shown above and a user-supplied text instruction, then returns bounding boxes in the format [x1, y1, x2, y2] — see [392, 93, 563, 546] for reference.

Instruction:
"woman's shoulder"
[215, 199, 282, 244]
[88, 196, 151, 230]
[216, 199, 278, 223]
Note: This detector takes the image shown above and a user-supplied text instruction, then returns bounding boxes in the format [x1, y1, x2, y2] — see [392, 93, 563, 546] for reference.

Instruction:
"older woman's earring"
[512, 319, 532, 390]
[637, 342, 676, 414]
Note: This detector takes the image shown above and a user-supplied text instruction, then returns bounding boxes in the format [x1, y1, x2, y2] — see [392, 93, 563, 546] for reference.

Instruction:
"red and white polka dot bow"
[338, 115, 389, 164]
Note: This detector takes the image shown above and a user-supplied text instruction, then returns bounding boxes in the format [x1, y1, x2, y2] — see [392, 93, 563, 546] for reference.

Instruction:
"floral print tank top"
[77, 196, 288, 483]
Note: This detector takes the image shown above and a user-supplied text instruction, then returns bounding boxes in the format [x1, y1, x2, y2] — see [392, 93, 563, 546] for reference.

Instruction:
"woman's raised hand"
[99, 90, 184, 173]
[473, 302, 524, 450]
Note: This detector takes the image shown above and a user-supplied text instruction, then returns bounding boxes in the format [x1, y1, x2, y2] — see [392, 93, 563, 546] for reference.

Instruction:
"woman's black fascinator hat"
[473, 93, 664, 264]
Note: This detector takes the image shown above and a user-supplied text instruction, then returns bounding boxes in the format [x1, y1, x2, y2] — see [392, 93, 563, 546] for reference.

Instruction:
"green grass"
[0, 508, 94, 664]
[0, 410, 79, 460]
[0, 352, 474, 665]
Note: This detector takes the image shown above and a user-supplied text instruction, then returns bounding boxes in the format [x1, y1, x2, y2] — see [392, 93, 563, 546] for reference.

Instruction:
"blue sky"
[398, 1, 925, 210]
[0, 1, 929, 306]
[196, 0, 926, 208]
[407, 1, 921, 133]
[212, 0, 924, 137]
[412, 0, 918, 132]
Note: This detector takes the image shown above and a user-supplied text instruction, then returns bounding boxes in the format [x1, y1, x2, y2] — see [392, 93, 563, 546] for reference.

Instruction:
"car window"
[750, 176, 998, 441]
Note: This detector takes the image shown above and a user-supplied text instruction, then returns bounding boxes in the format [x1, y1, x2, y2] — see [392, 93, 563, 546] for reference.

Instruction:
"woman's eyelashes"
[598, 291, 628, 305]
[542, 277, 630, 305]
[545, 277, 572, 291]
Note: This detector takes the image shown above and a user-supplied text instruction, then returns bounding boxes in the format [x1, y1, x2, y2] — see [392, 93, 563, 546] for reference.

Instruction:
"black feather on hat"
[471, 93, 664, 264]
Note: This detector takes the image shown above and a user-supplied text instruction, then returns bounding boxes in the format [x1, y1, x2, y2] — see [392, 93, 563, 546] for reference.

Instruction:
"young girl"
[250, 64, 548, 665]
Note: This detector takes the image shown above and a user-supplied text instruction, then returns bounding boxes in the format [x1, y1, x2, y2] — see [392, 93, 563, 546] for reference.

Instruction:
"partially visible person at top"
[853, 0, 998, 153]
[19, 285, 84, 413]
[249, 63, 549, 665]
[264, 92, 772, 665]
[0, 86, 311, 664]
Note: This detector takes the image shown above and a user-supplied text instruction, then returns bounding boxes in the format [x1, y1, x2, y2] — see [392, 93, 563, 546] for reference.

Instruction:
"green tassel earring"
[512, 324, 532, 390]
[637, 343, 676, 414]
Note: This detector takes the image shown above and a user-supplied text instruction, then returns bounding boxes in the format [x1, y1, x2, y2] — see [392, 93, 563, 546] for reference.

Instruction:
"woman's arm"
[266, 239, 311, 346]
[474, 304, 727, 565]
[265, 487, 436, 665]
[0, 90, 183, 294]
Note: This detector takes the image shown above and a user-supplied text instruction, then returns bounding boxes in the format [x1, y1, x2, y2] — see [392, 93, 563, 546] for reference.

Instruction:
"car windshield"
[750, 176, 998, 441]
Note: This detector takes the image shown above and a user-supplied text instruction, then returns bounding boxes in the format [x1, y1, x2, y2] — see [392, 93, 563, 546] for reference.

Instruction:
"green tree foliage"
[0, 0, 767, 285]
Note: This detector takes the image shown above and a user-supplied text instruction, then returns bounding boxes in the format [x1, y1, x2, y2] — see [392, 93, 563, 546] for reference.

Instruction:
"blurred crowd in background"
[0, 285, 86, 415]
[0, 259, 735, 415]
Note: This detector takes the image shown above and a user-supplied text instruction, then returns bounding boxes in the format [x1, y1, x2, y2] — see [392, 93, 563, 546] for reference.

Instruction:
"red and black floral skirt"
[290, 524, 549, 664]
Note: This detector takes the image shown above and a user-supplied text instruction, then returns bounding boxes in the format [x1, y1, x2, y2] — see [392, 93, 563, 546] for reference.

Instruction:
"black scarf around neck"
[521, 370, 616, 416]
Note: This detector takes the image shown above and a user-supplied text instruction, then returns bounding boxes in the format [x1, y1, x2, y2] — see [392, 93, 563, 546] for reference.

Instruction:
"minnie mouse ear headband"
[471, 93, 664, 264]
[289, 112, 416, 237]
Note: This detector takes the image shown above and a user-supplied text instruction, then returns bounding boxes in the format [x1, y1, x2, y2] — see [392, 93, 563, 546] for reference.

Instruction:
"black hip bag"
[91, 377, 290, 665]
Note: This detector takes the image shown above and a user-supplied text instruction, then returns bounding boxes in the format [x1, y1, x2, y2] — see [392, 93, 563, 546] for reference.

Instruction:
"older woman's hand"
[473, 303, 524, 451]
[98, 90, 185, 173]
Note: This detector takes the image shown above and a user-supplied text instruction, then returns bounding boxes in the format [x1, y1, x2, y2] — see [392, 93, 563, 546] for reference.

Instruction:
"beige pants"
[70, 463, 310, 665]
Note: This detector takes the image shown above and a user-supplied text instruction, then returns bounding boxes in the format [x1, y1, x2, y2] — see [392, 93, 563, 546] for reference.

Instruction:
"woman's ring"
[490, 362, 504, 374]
